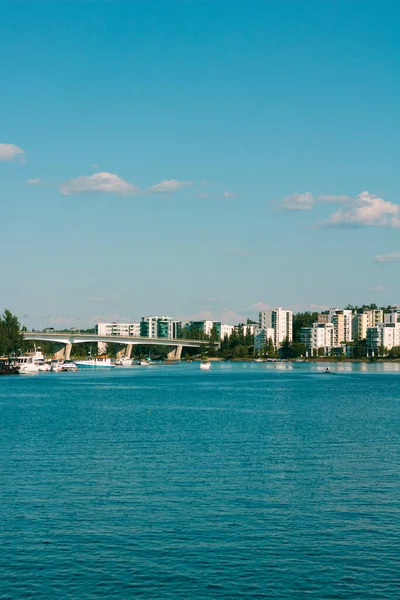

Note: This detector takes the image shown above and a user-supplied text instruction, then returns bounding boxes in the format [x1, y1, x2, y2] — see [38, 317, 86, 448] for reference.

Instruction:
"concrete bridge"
[23, 331, 211, 361]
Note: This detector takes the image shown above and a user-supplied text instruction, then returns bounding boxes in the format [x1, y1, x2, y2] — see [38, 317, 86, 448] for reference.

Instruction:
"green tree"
[293, 312, 319, 342]
[0, 309, 23, 356]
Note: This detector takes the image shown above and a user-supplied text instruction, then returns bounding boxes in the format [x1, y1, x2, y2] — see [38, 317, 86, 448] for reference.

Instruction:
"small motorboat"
[61, 360, 79, 372]
[137, 358, 151, 366]
[200, 360, 211, 370]
[115, 357, 133, 366]
[16, 356, 39, 374]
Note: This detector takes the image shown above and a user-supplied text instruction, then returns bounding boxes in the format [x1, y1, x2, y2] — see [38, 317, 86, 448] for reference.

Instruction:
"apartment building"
[140, 316, 176, 339]
[300, 323, 335, 355]
[366, 323, 400, 355]
[95, 322, 140, 337]
[259, 307, 293, 348]
[352, 309, 384, 340]
[254, 327, 275, 352]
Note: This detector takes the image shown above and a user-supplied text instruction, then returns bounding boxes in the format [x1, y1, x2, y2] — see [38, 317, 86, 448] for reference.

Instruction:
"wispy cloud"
[247, 301, 271, 312]
[0, 143, 25, 162]
[280, 192, 351, 211]
[147, 180, 193, 194]
[370, 285, 385, 292]
[223, 190, 238, 198]
[59, 172, 193, 196]
[60, 172, 138, 196]
[25, 178, 42, 185]
[281, 192, 314, 211]
[374, 251, 400, 263]
[322, 192, 400, 228]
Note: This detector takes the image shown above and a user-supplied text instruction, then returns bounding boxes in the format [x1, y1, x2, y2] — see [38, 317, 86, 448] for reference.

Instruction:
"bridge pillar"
[53, 343, 72, 360]
[167, 345, 183, 361]
[116, 345, 133, 359]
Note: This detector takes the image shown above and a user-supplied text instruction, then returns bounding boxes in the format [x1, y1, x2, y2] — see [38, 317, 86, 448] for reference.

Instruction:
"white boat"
[75, 357, 114, 369]
[254, 358, 263, 363]
[115, 357, 133, 366]
[200, 360, 211, 370]
[60, 360, 78, 372]
[138, 359, 151, 366]
[50, 360, 63, 372]
[16, 356, 39, 374]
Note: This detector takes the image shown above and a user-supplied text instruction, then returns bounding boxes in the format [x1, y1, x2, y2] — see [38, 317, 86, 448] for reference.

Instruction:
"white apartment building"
[221, 324, 235, 339]
[140, 316, 175, 339]
[384, 309, 400, 324]
[259, 307, 293, 348]
[95, 322, 141, 337]
[300, 323, 335, 355]
[367, 323, 400, 355]
[319, 308, 353, 346]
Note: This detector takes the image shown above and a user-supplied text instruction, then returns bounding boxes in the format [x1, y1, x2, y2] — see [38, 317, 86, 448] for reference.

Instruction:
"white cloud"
[221, 308, 247, 324]
[374, 251, 400, 263]
[370, 285, 385, 292]
[281, 192, 314, 211]
[323, 191, 400, 228]
[248, 301, 271, 312]
[147, 179, 193, 193]
[0, 143, 25, 162]
[223, 190, 238, 198]
[26, 178, 41, 185]
[60, 172, 138, 196]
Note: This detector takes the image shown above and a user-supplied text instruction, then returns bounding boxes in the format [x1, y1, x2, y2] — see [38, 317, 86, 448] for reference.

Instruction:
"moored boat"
[115, 357, 133, 366]
[16, 355, 39, 374]
[75, 356, 114, 369]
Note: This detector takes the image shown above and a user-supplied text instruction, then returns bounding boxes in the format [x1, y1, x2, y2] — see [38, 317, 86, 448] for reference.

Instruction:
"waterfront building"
[259, 307, 293, 348]
[221, 324, 235, 339]
[190, 320, 222, 339]
[235, 324, 257, 337]
[300, 323, 335, 355]
[95, 322, 141, 337]
[366, 323, 400, 355]
[254, 327, 275, 352]
[352, 309, 384, 340]
[140, 316, 175, 339]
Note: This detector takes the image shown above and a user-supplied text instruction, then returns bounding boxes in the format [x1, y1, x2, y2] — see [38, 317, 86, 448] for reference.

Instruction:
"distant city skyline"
[2, 1, 400, 329]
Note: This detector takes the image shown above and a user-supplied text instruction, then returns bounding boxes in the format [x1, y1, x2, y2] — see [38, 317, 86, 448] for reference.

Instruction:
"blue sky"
[1, 0, 400, 328]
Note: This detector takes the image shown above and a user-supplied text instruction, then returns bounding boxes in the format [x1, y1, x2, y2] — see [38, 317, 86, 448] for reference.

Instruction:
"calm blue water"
[1, 362, 400, 599]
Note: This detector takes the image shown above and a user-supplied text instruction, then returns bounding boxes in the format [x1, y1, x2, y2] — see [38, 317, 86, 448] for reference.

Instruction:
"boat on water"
[61, 359, 79, 372]
[254, 358, 263, 363]
[51, 359, 79, 372]
[115, 357, 133, 366]
[75, 356, 114, 369]
[16, 355, 39, 374]
[137, 358, 152, 366]
[0, 357, 19, 375]
[200, 360, 211, 370]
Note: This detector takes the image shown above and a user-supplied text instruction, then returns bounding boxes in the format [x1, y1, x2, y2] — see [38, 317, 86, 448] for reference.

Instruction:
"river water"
[1, 362, 399, 598]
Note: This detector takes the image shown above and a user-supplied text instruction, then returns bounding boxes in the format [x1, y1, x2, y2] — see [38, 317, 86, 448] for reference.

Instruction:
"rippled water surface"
[1, 362, 400, 598]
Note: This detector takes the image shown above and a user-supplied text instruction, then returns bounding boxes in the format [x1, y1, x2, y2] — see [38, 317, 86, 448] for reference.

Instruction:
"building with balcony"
[259, 307, 293, 348]
[300, 323, 335, 355]
[140, 316, 176, 339]
[366, 323, 400, 355]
